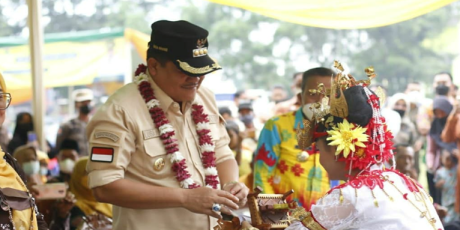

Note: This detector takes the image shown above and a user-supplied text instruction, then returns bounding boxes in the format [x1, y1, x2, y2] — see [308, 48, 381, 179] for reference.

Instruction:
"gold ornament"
[296, 119, 315, 150]
[329, 80, 349, 118]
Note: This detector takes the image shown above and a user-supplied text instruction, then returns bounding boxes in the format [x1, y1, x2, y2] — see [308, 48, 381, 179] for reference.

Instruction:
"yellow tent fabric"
[207, 0, 457, 29]
[0, 37, 126, 105]
[124, 28, 149, 61]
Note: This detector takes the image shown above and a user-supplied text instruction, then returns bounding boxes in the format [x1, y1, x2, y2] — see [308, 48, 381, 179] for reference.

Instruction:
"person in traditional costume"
[286, 62, 443, 230]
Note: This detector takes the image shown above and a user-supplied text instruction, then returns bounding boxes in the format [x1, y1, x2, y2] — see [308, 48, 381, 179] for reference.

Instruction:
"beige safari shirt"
[86, 75, 234, 230]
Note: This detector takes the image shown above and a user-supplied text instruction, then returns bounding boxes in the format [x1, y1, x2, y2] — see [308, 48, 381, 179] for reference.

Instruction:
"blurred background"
[0, 0, 458, 150]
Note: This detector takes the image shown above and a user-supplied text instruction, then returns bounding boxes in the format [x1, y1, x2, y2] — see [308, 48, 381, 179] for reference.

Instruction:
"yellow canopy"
[207, 0, 457, 29]
[0, 37, 126, 105]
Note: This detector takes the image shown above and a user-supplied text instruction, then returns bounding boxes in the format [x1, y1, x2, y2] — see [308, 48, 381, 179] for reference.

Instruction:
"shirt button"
[173, 103, 179, 108]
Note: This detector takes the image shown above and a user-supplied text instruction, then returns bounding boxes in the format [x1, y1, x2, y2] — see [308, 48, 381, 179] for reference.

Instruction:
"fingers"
[216, 190, 239, 204]
[206, 208, 222, 219]
[216, 197, 238, 210]
[219, 205, 233, 216]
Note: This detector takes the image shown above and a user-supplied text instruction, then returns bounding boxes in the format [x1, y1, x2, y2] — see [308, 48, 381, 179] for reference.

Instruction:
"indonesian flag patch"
[90, 147, 114, 163]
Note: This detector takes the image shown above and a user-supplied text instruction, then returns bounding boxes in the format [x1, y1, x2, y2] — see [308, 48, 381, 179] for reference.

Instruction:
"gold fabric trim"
[301, 212, 326, 230]
[176, 60, 221, 75]
[291, 207, 325, 230]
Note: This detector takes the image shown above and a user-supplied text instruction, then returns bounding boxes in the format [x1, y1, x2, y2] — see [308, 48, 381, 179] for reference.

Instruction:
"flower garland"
[133, 64, 219, 189]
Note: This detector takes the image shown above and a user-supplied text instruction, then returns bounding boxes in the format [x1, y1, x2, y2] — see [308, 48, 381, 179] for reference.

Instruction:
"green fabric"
[0, 28, 124, 47]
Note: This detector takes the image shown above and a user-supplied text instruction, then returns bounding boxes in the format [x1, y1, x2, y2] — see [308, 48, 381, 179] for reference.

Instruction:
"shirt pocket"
[208, 114, 223, 142]
[142, 131, 175, 180]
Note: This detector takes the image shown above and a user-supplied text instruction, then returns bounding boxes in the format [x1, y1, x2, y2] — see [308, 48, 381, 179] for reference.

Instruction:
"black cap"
[149, 20, 221, 77]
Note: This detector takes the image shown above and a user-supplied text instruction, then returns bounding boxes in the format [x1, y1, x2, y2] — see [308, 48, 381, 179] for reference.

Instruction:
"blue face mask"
[239, 114, 254, 125]
[22, 161, 40, 175]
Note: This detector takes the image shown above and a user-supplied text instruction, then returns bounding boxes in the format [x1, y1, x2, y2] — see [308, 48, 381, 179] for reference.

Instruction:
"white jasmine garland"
[159, 124, 175, 135]
[201, 143, 214, 152]
[146, 99, 160, 109]
[169, 152, 185, 163]
[204, 167, 218, 176]
[180, 178, 196, 189]
[196, 122, 210, 131]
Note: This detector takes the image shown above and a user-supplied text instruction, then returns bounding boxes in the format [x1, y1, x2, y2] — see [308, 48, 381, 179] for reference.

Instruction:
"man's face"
[239, 108, 252, 116]
[291, 73, 303, 94]
[148, 58, 205, 102]
[59, 149, 79, 162]
[396, 148, 414, 172]
[393, 99, 407, 111]
[433, 73, 453, 96]
[234, 93, 248, 106]
[271, 88, 287, 102]
[405, 83, 421, 94]
[76, 100, 91, 109]
[301, 75, 332, 105]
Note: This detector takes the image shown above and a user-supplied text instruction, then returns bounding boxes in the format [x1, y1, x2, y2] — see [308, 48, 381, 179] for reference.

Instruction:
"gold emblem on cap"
[193, 47, 208, 58]
[154, 158, 165, 171]
[197, 38, 207, 48]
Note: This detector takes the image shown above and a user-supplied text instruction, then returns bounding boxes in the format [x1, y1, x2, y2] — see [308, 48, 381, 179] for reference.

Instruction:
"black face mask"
[435, 85, 449, 96]
[79, 104, 92, 115]
[17, 123, 33, 134]
[394, 109, 405, 118]
[15, 122, 34, 140]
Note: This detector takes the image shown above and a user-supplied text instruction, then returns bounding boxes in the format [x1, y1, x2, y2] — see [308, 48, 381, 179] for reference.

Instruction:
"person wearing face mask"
[13, 145, 41, 181]
[427, 96, 457, 205]
[388, 93, 419, 176]
[56, 89, 93, 157]
[8, 112, 34, 154]
[7, 112, 56, 159]
[253, 67, 337, 210]
[48, 139, 80, 185]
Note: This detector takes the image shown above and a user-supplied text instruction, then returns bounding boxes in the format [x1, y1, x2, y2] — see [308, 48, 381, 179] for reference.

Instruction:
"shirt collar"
[293, 108, 304, 130]
[147, 70, 174, 113]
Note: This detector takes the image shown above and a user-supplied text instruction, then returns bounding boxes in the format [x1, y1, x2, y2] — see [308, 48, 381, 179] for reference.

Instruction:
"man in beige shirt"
[86, 20, 249, 230]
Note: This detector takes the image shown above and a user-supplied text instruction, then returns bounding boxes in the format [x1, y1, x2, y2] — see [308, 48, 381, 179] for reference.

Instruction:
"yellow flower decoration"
[326, 119, 368, 158]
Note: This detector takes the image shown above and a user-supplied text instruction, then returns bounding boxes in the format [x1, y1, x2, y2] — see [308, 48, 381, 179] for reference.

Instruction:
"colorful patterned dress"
[253, 109, 336, 210]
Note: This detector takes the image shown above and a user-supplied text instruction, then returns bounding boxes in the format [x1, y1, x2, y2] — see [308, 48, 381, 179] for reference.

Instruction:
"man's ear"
[147, 58, 158, 76]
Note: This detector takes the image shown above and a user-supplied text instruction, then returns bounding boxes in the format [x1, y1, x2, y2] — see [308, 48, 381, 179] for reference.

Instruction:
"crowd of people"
[0, 19, 459, 230]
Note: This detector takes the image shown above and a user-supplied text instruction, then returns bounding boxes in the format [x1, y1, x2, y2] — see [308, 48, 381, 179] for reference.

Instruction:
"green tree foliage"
[0, 0, 457, 94]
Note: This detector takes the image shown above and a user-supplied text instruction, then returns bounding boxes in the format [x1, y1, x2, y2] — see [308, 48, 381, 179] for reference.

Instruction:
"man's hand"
[222, 181, 249, 208]
[183, 187, 239, 219]
[56, 192, 77, 218]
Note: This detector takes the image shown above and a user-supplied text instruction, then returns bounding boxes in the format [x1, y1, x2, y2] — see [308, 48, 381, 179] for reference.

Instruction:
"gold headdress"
[302, 61, 376, 124]
[296, 61, 394, 171]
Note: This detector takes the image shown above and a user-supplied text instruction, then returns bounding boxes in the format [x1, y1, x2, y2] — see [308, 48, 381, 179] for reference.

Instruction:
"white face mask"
[302, 103, 315, 120]
[407, 91, 423, 105]
[40, 166, 48, 176]
[59, 159, 75, 174]
[23, 161, 40, 176]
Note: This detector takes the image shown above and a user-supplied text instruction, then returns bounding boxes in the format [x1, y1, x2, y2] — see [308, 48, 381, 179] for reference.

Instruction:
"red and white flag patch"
[91, 147, 114, 163]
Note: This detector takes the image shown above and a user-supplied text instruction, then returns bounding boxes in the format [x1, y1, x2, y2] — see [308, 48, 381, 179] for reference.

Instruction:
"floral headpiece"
[296, 61, 394, 171]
